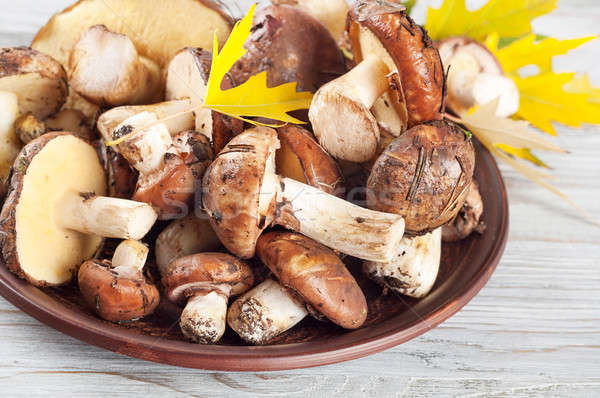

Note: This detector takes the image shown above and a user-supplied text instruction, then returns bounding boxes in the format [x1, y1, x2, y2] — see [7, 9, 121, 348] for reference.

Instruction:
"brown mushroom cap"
[442, 181, 485, 242]
[162, 253, 254, 305]
[166, 47, 243, 153]
[347, 1, 445, 127]
[202, 127, 279, 258]
[367, 120, 475, 235]
[0, 47, 68, 120]
[229, 4, 346, 93]
[256, 231, 367, 329]
[276, 125, 344, 197]
[78, 259, 159, 322]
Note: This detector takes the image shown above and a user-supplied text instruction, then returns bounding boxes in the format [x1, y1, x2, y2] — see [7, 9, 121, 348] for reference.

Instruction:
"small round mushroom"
[228, 231, 367, 345]
[162, 253, 254, 344]
[229, 4, 347, 93]
[0, 133, 158, 286]
[347, 1, 445, 128]
[367, 120, 475, 235]
[78, 239, 159, 322]
[442, 181, 486, 242]
[363, 228, 442, 298]
[276, 125, 344, 197]
[203, 127, 405, 262]
[0, 47, 68, 120]
[69, 25, 162, 106]
[155, 214, 222, 275]
[0, 91, 22, 197]
[166, 47, 243, 153]
[112, 112, 213, 219]
[437, 37, 519, 117]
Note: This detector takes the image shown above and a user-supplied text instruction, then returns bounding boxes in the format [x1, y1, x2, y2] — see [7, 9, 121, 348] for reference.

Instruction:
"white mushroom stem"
[331, 54, 389, 110]
[275, 177, 405, 262]
[180, 286, 232, 344]
[55, 192, 158, 240]
[363, 228, 442, 298]
[113, 111, 173, 175]
[227, 279, 308, 345]
[111, 239, 149, 272]
[69, 25, 161, 106]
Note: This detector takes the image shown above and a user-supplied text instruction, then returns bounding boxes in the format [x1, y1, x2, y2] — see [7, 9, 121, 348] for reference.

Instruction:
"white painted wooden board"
[0, 0, 599, 396]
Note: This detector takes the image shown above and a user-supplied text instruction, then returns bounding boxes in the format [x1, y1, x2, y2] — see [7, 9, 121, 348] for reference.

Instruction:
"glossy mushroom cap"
[347, 0, 445, 127]
[256, 231, 367, 329]
[367, 120, 475, 235]
[202, 127, 280, 258]
[276, 125, 344, 197]
[78, 259, 159, 322]
[161, 253, 255, 305]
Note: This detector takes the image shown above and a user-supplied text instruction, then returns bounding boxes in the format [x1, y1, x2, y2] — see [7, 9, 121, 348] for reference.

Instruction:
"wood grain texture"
[0, 0, 599, 396]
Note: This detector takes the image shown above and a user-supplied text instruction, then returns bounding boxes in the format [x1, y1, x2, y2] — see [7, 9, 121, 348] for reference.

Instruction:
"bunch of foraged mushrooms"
[0, 0, 500, 345]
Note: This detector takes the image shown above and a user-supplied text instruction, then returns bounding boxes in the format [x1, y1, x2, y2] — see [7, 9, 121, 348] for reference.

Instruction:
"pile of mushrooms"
[0, 0, 493, 344]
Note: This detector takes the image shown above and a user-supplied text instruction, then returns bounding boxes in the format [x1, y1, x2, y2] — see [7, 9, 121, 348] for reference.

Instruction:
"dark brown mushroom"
[442, 181, 486, 242]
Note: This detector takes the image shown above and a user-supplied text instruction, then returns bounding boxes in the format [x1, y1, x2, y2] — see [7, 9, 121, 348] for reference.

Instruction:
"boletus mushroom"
[347, 0, 445, 128]
[276, 125, 344, 197]
[69, 25, 162, 106]
[155, 214, 221, 275]
[367, 120, 475, 235]
[442, 181, 486, 242]
[166, 47, 243, 153]
[0, 91, 22, 197]
[202, 127, 405, 261]
[0, 133, 158, 286]
[363, 228, 442, 298]
[78, 239, 159, 322]
[228, 231, 367, 345]
[162, 253, 254, 343]
[437, 37, 519, 117]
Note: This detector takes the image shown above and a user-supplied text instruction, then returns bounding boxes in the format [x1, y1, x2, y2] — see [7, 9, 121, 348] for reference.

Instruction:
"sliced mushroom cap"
[229, 4, 346, 93]
[257, 231, 367, 329]
[0, 47, 68, 120]
[442, 181, 485, 242]
[367, 120, 475, 235]
[0, 133, 157, 286]
[155, 214, 221, 275]
[78, 239, 159, 322]
[69, 25, 162, 106]
[364, 228, 442, 298]
[276, 125, 344, 197]
[166, 47, 243, 153]
[347, 1, 445, 127]
[162, 253, 254, 343]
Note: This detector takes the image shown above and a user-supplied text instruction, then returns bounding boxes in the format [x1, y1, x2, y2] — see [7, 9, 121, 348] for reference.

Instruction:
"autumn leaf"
[425, 0, 557, 41]
[564, 74, 600, 104]
[204, 3, 313, 124]
[495, 144, 550, 168]
[485, 32, 597, 74]
[514, 72, 600, 135]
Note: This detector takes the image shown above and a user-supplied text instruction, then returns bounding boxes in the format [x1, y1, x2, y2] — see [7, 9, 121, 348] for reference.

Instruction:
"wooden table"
[1, 1, 599, 396]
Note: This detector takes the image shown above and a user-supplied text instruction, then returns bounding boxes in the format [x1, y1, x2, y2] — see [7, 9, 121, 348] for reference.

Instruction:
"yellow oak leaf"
[486, 33, 597, 74]
[514, 72, 600, 135]
[495, 144, 550, 169]
[425, 0, 556, 41]
[204, 3, 313, 124]
[564, 74, 600, 104]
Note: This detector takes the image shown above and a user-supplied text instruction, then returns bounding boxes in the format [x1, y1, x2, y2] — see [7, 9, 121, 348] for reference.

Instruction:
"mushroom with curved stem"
[0, 133, 157, 286]
[228, 231, 367, 345]
[347, 1, 445, 129]
[154, 214, 222, 275]
[69, 25, 162, 107]
[166, 47, 243, 153]
[363, 228, 442, 299]
[161, 253, 254, 344]
[202, 127, 405, 262]
[78, 239, 160, 322]
[276, 125, 345, 197]
[111, 112, 213, 220]
[437, 37, 519, 117]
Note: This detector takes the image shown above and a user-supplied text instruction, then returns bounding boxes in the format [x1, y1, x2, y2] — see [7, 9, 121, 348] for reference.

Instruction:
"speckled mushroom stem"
[274, 176, 405, 263]
[331, 55, 390, 109]
[227, 279, 308, 345]
[111, 239, 149, 272]
[55, 193, 158, 240]
[363, 227, 442, 298]
[179, 286, 232, 344]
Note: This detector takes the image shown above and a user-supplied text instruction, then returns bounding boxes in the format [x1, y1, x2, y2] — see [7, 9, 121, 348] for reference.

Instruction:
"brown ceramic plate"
[0, 140, 508, 371]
